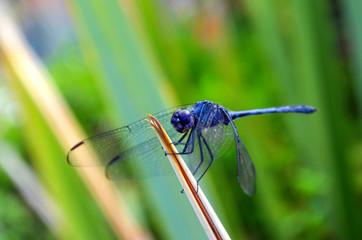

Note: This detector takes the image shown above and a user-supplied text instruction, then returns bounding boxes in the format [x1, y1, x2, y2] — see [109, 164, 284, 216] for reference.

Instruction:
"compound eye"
[171, 117, 178, 124]
[171, 109, 194, 133]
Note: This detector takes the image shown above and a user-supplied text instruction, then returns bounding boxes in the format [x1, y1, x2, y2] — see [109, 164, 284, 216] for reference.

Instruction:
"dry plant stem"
[146, 114, 231, 240]
[0, 3, 151, 240]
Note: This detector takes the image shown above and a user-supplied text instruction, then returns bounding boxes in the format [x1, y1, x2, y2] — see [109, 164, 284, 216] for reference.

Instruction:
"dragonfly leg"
[192, 130, 204, 176]
[166, 130, 196, 155]
[181, 130, 195, 154]
[196, 133, 214, 185]
[169, 131, 188, 146]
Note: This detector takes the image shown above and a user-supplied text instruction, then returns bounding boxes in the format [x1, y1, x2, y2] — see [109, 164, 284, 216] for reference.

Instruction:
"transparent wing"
[222, 109, 256, 196]
[235, 136, 256, 196]
[67, 104, 192, 179]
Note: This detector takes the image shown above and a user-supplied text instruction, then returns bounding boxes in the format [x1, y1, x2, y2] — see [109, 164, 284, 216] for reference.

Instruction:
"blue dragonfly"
[67, 100, 316, 196]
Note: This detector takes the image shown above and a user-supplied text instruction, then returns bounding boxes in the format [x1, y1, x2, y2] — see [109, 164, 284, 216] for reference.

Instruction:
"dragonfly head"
[171, 109, 194, 133]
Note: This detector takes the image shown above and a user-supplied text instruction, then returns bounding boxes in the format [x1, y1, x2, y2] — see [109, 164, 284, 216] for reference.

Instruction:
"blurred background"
[0, 0, 361, 239]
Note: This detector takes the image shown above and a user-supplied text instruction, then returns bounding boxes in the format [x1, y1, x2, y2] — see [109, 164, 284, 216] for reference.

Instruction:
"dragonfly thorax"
[171, 109, 194, 133]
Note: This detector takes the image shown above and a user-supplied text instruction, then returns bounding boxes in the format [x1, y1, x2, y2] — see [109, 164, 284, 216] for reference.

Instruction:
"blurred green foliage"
[0, 0, 361, 239]
[0, 189, 52, 240]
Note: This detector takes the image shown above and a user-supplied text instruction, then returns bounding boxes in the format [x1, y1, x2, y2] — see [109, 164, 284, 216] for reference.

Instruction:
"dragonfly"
[67, 100, 316, 196]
